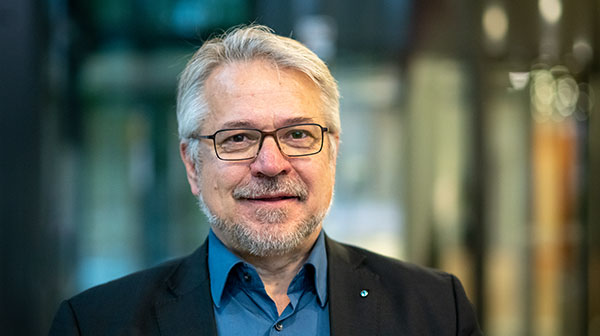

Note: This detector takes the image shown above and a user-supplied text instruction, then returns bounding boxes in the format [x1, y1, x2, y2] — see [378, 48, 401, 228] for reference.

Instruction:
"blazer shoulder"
[59, 245, 208, 335]
[328, 238, 452, 283]
[327, 238, 463, 307]
[326, 238, 482, 335]
[70, 255, 184, 303]
[64, 255, 183, 324]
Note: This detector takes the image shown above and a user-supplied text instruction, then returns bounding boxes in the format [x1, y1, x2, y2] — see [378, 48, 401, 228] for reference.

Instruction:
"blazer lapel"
[154, 241, 218, 336]
[326, 236, 382, 336]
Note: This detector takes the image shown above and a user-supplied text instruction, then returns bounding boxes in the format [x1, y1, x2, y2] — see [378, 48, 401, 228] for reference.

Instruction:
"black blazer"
[49, 236, 482, 335]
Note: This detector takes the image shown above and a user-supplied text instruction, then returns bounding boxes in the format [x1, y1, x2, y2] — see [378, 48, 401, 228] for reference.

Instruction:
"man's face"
[181, 59, 338, 256]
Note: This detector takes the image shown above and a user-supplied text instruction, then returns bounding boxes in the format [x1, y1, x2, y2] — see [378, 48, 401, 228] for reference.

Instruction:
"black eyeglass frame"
[190, 123, 329, 161]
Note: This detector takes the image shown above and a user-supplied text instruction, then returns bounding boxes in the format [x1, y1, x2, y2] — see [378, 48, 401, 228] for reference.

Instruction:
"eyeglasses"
[191, 123, 329, 161]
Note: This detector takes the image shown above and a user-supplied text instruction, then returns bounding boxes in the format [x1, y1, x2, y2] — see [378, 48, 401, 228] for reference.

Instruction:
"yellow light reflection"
[554, 76, 578, 117]
[532, 70, 555, 107]
[530, 66, 592, 123]
[483, 4, 508, 42]
[531, 70, 555, 122]
[538, 0, 562, 24]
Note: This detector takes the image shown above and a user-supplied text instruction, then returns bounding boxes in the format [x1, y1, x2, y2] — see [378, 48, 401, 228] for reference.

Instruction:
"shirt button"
[243, 273, 251, 281]
[274, 322, 283, 331]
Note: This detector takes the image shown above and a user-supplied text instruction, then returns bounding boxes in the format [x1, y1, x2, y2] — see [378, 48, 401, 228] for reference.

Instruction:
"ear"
[180, 142, 201, 196]
[332, 133, 340, 155]
[330, 133, 340, 162]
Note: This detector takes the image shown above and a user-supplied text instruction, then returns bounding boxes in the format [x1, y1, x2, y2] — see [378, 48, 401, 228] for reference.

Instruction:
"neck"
[217, 228, 322, 315]
[251, 255, 307, 315]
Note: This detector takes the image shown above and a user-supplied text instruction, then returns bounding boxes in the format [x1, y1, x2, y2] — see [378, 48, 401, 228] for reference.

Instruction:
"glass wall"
[2, 0, 599, 335]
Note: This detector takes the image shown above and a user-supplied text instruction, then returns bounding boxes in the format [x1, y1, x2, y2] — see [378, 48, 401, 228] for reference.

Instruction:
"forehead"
[203, 60, 323, 130]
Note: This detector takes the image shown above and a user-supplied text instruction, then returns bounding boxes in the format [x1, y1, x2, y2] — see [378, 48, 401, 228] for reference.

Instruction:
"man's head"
[177, 25, 340, 257]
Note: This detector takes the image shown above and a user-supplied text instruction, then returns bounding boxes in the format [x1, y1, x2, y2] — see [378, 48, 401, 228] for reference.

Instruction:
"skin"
[180, 59, 339, 314]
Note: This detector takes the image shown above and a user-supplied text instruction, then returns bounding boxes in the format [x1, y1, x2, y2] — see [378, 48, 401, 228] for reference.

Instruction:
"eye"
[283, 128, 316, 140]
[230, 134, 247, 142]
[216, 130, 260, 147]
[289, 130, 308, 139]
[220, 131, 259, 144]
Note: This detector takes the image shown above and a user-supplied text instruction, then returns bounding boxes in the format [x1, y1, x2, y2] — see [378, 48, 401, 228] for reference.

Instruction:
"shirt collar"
[304, 230, 328, 307]
[207, 229, 328, 308]
[208, 230, 244, 308]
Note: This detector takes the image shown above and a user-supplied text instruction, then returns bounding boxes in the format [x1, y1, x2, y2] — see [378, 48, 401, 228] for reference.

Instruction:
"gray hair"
[176, 25, 340, 161]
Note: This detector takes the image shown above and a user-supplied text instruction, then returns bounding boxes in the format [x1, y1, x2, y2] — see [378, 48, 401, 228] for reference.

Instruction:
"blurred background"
[1, 0, 599, 335]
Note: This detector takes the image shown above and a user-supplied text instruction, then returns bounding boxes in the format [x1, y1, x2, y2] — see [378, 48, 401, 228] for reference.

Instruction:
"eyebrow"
[220, 117, 316, 129]
[220, 120, 256, 129]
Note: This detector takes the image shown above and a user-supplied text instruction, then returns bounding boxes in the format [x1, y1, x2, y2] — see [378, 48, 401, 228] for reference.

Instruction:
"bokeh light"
[483, 4, 508, 43]
[539, 0, 562, 24]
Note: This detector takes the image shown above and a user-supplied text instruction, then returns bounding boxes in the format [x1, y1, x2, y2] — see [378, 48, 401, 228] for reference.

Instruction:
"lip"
[241, 194, 300, 203]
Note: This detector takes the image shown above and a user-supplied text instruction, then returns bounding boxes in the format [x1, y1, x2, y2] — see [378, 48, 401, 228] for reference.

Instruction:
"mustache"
[232, 176, 309, 201]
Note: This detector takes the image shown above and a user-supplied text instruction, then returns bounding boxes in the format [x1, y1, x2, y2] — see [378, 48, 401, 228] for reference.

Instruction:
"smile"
[237, 192, 302, 203]
[247, 196, 298, 202]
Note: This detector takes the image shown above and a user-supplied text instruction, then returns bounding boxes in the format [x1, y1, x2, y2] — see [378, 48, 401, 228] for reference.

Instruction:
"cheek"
[299, 159, 336, 196]
[201, 162, 248, 196]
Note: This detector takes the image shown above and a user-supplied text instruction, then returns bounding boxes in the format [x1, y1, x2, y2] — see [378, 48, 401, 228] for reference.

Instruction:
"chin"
[214, 212, 323, 257]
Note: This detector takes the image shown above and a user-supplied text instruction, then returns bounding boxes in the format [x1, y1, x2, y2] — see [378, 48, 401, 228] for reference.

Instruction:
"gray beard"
[197, 176, 326, 257]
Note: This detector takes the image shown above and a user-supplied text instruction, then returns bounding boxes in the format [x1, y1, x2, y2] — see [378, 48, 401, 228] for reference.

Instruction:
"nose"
[249, 135, 292, 177]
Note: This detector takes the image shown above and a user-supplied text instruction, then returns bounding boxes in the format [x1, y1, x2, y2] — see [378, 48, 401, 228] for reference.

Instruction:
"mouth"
[243, 194, 300, 202]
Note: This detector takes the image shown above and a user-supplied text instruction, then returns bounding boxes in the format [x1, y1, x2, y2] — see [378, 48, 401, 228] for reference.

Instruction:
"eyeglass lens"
[214, 124, 323, 160]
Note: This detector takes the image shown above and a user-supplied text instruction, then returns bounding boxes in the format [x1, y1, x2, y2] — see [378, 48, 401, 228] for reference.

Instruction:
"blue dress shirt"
[208, 230, 330, 336]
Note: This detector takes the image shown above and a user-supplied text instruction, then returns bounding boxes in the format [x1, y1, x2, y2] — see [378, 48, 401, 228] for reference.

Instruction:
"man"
[49, 25, 482, 335]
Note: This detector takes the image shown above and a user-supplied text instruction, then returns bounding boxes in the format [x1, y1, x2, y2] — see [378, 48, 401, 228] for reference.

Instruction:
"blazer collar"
[154, 239, 218, 336]
[325, 235, 382, 336]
